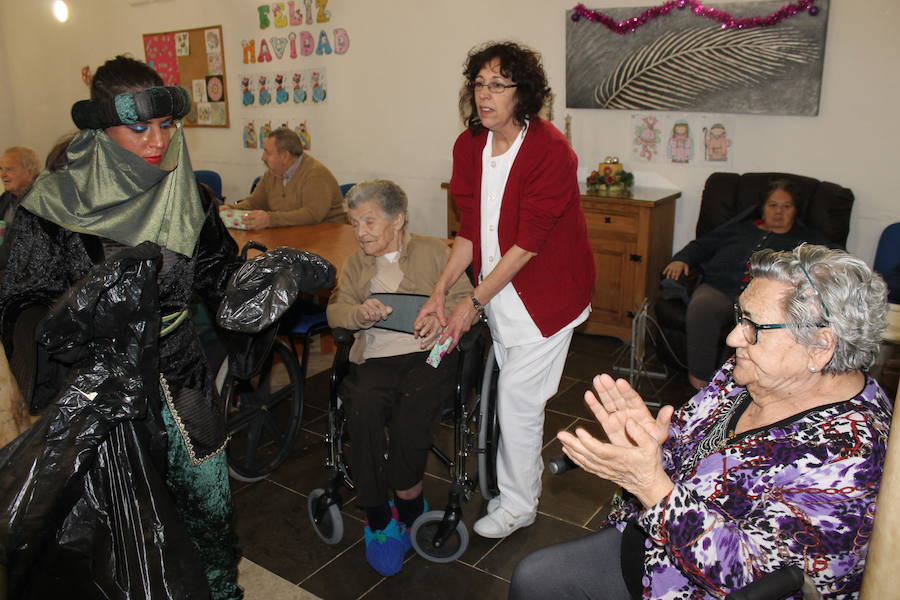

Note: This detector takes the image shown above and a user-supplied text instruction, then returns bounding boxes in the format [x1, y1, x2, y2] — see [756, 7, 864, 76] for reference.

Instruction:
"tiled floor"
[230, 332, 696, 599]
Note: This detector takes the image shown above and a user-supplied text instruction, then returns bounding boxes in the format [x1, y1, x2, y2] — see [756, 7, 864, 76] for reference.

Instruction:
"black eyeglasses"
[468, 81, 518, 94]
[733, 304, 827, 345]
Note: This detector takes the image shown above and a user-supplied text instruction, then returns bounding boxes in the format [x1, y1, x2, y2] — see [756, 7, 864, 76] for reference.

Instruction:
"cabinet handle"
[604, 216, 612, 224]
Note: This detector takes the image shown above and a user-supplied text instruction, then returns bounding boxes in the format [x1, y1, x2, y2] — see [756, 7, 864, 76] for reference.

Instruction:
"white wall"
[1, 0, 898, 261]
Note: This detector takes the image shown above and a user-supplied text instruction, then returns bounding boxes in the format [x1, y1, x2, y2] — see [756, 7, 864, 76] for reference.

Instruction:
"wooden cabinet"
[580, 187, 678, 341]
[441, 183, 678, 342]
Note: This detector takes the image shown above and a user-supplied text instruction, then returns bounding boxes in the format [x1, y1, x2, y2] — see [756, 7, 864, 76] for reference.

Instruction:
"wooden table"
[228, 222, 358, 278]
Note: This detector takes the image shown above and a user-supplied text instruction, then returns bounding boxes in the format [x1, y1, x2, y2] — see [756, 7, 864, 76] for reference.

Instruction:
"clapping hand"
[557, 375, 675, 508]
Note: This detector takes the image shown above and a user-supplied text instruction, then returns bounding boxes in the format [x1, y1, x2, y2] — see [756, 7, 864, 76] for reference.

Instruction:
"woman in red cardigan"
[415, 41, 594, 538]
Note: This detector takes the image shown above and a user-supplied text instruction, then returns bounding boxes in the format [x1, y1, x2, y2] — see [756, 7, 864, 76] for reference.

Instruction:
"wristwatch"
[470, 294, 485, 316]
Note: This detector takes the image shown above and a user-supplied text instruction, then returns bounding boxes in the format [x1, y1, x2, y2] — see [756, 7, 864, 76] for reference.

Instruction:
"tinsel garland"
[571, 0, 819, 33]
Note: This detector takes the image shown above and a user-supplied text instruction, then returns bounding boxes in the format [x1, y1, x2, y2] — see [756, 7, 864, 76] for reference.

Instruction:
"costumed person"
[511, 244, 892, 600]
[0, 55, 244, 599]
[326, 180, 473, 575]
[662, 179, 832, 390]
[415, 41, 594, 539]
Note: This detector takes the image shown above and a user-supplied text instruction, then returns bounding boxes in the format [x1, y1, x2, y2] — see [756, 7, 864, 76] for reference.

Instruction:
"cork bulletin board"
[143, 25, 229, 128]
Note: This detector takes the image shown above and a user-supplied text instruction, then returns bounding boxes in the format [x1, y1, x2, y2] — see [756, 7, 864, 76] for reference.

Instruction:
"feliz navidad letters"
[242, 1, 350, 63]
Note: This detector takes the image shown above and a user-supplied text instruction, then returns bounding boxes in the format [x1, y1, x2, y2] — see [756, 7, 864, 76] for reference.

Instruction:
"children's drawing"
[703, 123, 731, 162]
[243, 121, 258, 148]
[175, 32, 190, 57]
[204, 28, 221, 54]
[192, 79, 207, 103]
[241, 76, 255, 106]
[667, 120, 693, 164]
[259, 121, 273, 142]
[292, 72, 307, 103]
[295, 120, 312, 150]
[311, 70, 326, 103]
[632, 115, 661, 162]
[275, 74, 289, 104]
[206, 75, 224, 102]
[258, 74, 272, 105]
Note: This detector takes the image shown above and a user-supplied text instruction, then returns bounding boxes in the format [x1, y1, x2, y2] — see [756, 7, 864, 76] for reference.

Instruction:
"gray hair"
[345, 179, 408, 227]
[3, 146, 41, 176]
[750, 244, 888, 373]
[266, 128, 303, 156]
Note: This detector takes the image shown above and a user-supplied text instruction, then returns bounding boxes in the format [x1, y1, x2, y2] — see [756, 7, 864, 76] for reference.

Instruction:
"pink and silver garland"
[571, 0, 819, 33]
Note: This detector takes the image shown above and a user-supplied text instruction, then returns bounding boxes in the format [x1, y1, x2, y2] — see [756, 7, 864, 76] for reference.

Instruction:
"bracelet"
[470, 294, 485, 315]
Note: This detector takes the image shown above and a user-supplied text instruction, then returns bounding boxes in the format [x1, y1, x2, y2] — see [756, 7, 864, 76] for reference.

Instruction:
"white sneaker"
[473, 507, 535, 539]
[486, 496, 501, 514]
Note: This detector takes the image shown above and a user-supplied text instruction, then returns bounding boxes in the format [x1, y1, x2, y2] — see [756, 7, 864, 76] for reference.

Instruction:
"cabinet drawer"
[584, 207, 639, 240]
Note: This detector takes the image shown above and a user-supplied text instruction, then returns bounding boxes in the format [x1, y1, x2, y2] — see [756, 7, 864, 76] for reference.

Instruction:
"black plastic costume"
[0, 121, 245, 598]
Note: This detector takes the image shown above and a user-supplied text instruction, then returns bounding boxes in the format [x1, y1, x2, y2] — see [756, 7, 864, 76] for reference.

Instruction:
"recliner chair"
[654, 172, 854, 370]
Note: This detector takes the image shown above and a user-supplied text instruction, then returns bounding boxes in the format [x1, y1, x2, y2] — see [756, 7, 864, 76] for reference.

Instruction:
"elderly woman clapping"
[326, 180, 473, 577]
[511, 244, 891, 600]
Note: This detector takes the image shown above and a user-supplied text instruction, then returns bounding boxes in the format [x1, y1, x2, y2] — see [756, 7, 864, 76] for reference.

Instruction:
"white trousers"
[492, 326, 574, 517]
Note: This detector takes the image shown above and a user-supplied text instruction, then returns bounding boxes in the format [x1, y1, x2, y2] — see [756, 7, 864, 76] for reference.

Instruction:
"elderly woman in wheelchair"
[324, 180, 473, 576]
[512, 245, 892, 600]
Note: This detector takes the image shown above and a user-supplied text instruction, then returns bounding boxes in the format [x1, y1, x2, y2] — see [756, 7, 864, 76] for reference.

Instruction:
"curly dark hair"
[90, 55, 163, 101]
[459, 42, 551, 133]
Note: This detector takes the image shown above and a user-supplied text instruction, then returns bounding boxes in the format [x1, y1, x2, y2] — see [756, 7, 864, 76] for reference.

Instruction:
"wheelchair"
[307, 301, 500, 563]
[209, 241, 332, 482]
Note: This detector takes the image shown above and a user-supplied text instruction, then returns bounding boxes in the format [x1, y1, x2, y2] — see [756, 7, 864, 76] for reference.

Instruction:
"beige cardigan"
[327, 233, 473, 363]
[232, 153, 346, 226]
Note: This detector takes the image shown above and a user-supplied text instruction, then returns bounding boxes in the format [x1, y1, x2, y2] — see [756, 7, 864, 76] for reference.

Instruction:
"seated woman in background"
[326, 180, 473, 576]
[512, 244, 891, 600]
[663, 179, 831, 389]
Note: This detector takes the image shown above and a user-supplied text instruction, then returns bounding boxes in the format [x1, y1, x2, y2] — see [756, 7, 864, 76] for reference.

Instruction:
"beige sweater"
[232, 154, 346, 226]
[327, 233, 473, 363]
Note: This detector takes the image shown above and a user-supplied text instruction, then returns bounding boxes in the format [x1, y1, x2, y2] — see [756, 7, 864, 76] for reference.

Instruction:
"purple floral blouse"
[607, 358, 892, 599]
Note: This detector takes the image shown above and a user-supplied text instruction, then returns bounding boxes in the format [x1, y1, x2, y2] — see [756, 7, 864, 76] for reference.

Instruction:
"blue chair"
[195, 170, 223, 202]
[339, 183, 356, 198]
[874, 223, 900, 278]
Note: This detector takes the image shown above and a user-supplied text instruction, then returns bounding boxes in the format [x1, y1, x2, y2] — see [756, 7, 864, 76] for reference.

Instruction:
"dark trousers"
[509, 527, 631, 600]
[685, 283, 734, 382]
[340, 350, 458, 508]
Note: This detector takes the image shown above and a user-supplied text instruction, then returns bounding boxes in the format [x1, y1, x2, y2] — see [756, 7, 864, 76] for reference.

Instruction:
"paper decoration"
[629, 113, 736, 166]
[192, 79, 208, 103]
[207, 52, 223, 75]
[197, 102, 213, 125]
[175, 32, 190, 56]
[143, 33, 179, 84]
[243, 120, 259, 148]
[209, 102, 227, 126]
[274, 73, 289, 104]
[631, 114, 662, 162]
[206, 75, 224, 102]
[310, 69, 327, 103]
[258, 74, 272, 105]
[240, 75, 256, 106]
[205, 28, 222, 54]
[292, 71, 307, 103]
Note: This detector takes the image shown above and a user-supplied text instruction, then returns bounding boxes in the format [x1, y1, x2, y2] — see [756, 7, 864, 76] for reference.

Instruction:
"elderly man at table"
[225, 127, 345, 229]
[0, 146, 41, 274]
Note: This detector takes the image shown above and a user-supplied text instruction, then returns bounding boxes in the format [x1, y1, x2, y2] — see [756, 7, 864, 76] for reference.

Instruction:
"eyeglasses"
[733, 304, 827, 345]
[468, 81, 518, 94]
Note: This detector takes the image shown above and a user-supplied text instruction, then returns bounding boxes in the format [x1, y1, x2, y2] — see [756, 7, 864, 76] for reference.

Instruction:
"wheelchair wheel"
[217, 338, 304, 482]
[308, 488, 344, 544]
[477, 347, 500, 499]
[410, 510, 469, 563]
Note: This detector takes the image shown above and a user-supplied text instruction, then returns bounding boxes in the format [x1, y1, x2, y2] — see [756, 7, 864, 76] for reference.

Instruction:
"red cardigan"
[451, 118, 595, 337]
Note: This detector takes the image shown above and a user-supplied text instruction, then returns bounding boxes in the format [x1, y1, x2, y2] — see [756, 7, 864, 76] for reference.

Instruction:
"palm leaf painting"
[593, 26, 819, 110]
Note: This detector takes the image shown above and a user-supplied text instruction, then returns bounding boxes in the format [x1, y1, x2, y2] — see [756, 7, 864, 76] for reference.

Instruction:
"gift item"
[221, 208, 251, 229]
[586, 156, 634, 195]
[426, 335, 454, 368]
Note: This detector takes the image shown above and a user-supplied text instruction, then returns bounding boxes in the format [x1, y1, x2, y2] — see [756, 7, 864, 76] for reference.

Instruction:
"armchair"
[654, 171, 854, 371]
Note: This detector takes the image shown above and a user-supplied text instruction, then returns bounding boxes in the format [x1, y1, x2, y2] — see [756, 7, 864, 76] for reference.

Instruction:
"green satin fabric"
[21, 121, 205, 257]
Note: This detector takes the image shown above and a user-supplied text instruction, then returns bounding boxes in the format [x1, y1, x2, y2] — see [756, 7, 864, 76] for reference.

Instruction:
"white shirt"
[479, 126, 546, 348]
[479, 127, 591, 348]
